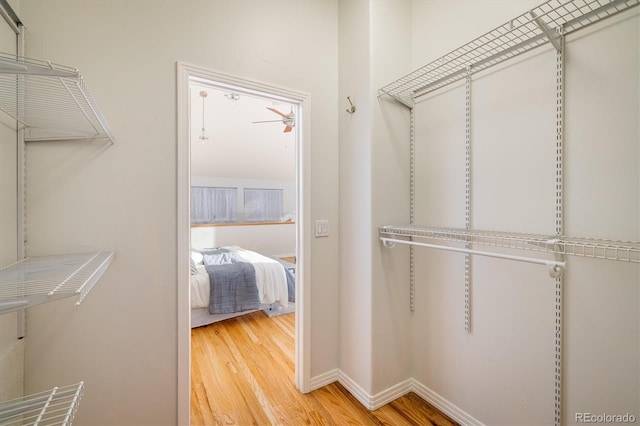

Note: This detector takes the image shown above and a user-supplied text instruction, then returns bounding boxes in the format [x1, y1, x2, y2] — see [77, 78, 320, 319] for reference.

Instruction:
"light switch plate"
[315, 220, 329, 237]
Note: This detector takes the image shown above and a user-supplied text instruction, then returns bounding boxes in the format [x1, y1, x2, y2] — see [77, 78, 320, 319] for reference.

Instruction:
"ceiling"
[189, 81, 296, 181]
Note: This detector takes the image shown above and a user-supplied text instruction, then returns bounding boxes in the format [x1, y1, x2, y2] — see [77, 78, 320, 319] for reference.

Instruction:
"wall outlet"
[315, 220, 329, 237]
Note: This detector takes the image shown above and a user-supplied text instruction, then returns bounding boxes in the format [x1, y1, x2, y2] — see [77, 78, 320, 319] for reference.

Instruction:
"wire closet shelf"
[377, 0, 640, 108]
[0, 52, 113, 142]
[0, 252, 114, 315]
[0, 382, 83, 426]
[380, 225, 640, 264]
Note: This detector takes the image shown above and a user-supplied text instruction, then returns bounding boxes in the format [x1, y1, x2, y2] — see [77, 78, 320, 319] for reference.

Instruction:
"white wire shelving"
[0, 382, 83, 426]
[380, 224, 640, 264]
[378, 0, 639, 108]
[0, 52, 113, 142]
[0, 252, 114, 315]
[378, 1, 638, 424]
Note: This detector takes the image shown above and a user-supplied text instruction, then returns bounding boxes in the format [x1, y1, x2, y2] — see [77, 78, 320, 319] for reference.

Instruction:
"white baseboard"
[370, 378, 414, 409]
[336, 371, 377, 410]
[337, 372, 412, 410]
[309, 370, 484, 425]
[409, 379, 484, 426]
[308, 369, 339, 392]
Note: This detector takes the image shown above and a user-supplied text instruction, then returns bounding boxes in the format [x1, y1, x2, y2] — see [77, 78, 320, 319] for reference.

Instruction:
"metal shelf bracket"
[547, 239, 566, 279]
[530, 11, 563, 53]
[383, 239, 397, 249]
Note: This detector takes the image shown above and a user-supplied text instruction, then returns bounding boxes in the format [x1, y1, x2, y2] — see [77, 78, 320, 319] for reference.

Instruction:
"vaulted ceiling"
[189, 81, 296, 182]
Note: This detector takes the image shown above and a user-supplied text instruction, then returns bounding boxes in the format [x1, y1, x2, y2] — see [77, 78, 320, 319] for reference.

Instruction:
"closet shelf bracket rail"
[0, 382, 84, 426]
[0, 251, 115, 315]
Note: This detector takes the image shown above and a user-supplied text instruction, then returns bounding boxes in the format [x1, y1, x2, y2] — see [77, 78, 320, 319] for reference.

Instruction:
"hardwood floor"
[191, 311, 459, 425]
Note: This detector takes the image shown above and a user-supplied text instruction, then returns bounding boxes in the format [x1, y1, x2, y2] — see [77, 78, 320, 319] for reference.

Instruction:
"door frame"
[176, 62, 311, 425]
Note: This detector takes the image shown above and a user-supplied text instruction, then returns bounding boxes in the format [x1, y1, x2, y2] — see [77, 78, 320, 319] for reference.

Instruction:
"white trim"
[176, 62, 191, 426]
[176, 61, 311, 425]
[336, 371, 412, 411]
[313, 369, 484, 424]
[337, 371, 375, 409]
[370, 378, 414, 409]
[309, 369, 340, 392]
[295, 84, 312, 395]
[411, 379, 485, 426]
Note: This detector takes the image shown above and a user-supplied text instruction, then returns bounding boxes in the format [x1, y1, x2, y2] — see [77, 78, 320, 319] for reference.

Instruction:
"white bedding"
[190, 246, 289, 310]
[190, 265, 210, 308]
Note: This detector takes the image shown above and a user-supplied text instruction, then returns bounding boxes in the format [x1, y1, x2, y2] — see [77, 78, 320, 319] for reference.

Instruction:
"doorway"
[176, 63, 310, 425]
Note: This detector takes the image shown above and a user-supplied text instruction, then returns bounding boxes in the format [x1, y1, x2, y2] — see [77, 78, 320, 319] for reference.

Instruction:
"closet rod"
[381, 237, 565, 278]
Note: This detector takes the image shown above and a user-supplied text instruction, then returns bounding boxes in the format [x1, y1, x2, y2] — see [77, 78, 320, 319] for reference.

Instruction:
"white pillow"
[191, 250, 204, 265]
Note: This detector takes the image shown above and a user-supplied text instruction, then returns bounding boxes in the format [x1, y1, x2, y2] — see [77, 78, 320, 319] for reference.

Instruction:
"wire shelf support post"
[553, 26, 566, 426]
[464, 67, 473, 332]
[409, 106, 416, 312]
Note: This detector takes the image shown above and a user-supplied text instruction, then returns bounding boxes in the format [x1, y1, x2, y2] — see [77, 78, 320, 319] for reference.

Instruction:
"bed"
[190, 246, 295, 328]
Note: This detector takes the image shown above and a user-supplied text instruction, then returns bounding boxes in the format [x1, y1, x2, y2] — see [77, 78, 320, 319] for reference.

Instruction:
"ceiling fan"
[252, 107, 295, 133]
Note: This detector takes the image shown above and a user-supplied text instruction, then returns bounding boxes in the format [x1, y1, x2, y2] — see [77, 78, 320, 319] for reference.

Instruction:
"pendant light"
[198, 90, 209, 141]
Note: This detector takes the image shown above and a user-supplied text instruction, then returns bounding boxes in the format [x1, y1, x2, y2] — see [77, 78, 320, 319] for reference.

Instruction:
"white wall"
[562, 12, 639, 424]
[370, 1, 413, 397]
[17, 1, 339, 424]
[406, 2, 639, 425]
[338, 0, 374, 395]
[191, 224, 295, 257]
[338, 0, 413, 401]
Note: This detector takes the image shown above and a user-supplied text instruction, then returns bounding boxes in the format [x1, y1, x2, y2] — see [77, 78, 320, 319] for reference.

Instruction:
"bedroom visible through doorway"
[176, 64, 309, 425]
[188, 77, 297, 325]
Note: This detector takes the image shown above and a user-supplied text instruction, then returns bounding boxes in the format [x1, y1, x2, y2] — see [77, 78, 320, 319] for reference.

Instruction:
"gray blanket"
[202, 247, 260, 314]
[201, 247, 295, 314]
[205, 262, 260, 314]
[274, 258, 295, 302]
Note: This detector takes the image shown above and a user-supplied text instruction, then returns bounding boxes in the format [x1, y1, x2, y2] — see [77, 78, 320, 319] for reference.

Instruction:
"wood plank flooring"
[191, 311, 459, 425]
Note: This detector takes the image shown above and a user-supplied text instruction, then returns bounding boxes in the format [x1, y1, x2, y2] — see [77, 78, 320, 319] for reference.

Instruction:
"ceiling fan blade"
[267, 107, 288, 118]
[283, 126, 293, 133]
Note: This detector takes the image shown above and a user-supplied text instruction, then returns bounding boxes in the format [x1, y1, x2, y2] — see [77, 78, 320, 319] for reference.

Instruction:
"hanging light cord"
[199, 91, 209, 140]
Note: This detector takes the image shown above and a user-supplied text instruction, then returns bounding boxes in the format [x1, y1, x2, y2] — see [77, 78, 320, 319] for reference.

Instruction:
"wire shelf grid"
[378, 0, 639, 107]
[0, 52, 113, 142]
[0, 382, 83, 426]
[0, 252, 114, 315]
[379, 225, 640, 264]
